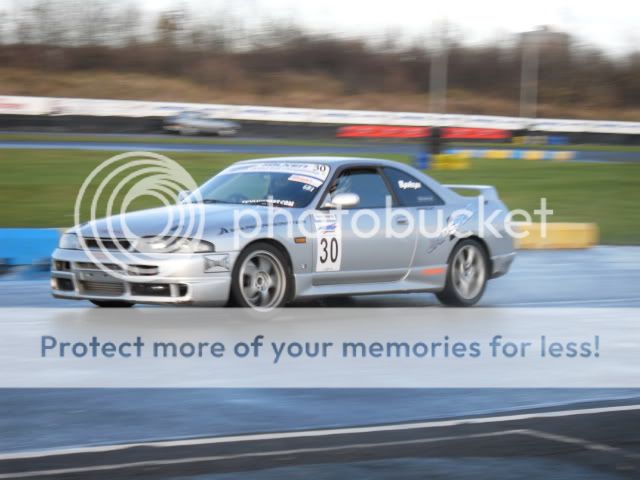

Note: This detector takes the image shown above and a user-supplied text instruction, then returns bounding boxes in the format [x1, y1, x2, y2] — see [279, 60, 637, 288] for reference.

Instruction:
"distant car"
[51, 157, 515, 309]
[163, 111, 240, 136]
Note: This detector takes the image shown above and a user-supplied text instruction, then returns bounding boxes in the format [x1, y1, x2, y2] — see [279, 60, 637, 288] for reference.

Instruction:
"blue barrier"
[0, 228, 60, 266]
[414, 152, 431, 169]
[548, 135, 569, 145]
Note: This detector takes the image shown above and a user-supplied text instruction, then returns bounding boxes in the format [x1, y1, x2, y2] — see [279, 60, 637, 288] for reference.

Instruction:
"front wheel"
[436, 239, 488, 307]
[230, 243, 292, 310]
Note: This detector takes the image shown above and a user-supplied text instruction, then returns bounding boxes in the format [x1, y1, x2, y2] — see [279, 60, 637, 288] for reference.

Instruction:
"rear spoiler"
[443, 184, 499, 202]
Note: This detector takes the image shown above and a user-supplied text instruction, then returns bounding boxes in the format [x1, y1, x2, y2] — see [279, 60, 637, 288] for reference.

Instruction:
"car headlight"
[132, 237, 214, 254]
[58, 233, 79, 250]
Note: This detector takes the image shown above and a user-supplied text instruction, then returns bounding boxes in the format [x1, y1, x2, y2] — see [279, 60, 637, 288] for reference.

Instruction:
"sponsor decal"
[242, 199, 294, 208]
[223, 162, 330, 181]
[398, 180, 421, 190]
[288, 174, 323, 188]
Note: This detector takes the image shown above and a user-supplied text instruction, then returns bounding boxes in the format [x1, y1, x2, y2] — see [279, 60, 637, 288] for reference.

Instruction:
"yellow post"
[432, 154, 471, 170]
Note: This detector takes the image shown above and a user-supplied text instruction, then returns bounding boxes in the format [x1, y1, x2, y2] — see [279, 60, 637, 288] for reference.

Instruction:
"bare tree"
[0, 2, 639, 115]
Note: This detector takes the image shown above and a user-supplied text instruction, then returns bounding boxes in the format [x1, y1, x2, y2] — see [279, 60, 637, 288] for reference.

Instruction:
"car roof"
[236, 156, 398, 168]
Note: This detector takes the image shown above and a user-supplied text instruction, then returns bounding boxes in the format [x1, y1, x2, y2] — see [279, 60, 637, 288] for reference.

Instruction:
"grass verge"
[2, 133, 640, 153]
[0, 148, 638, 244]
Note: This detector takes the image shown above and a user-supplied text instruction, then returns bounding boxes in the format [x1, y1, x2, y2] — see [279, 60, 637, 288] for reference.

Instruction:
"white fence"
[1, 95, 639, 134]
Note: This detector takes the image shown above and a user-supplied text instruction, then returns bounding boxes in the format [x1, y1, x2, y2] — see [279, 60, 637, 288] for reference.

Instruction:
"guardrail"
[2, 95, 640, 135]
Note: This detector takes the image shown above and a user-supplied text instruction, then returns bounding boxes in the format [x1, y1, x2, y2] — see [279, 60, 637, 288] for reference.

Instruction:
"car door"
[382, 167, 452, 269]
[311, 167, 417, 285]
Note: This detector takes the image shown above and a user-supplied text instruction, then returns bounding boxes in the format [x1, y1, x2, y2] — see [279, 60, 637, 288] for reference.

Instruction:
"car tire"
[230, 242, 292, 310]
[90, 300, 135, 308]
[436, 239, 489, 307]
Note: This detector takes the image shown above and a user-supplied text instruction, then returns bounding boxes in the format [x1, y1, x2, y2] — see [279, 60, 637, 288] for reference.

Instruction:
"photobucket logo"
[73, 152, 204, 280]
[231, 195, 554, 246]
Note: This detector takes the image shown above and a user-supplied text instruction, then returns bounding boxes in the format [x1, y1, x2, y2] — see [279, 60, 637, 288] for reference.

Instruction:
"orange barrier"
[337, 125, 510, 140]
[337, 126, 428, 138]
[442, 127, 510, 140]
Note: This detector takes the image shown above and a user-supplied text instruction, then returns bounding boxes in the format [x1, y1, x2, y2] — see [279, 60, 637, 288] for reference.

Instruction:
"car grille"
[75, 262, 123, 271]
[79, 280, 125, 296]
[74, 262, 158, 276]
[82, 238, 132, 251]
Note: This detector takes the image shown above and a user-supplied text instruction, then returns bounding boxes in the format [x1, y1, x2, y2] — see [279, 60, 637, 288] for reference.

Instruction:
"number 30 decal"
[319, 237, 339, 264]
[314, 213, 342, 272]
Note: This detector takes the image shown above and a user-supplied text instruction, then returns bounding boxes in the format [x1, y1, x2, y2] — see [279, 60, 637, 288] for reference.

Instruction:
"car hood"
[75, 204, 287, 239]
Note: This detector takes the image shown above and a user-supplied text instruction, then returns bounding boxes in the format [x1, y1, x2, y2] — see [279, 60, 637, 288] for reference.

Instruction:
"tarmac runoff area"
[0, 401, 639, 479]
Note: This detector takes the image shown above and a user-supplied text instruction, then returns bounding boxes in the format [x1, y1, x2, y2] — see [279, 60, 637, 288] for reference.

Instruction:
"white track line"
[0, 431, 523, 479]
[1, 404, 639, 462]
[522, 429, 640, 460]
[498, 297, 640, 306]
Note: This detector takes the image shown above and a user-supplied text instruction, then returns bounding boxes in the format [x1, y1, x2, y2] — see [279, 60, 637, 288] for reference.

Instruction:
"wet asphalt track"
[0, 247, 639, 478]
[1, 398, 639, 479]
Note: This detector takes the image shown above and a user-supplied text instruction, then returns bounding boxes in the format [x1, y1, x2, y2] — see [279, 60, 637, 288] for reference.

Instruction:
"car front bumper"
[50, 248, 238, 306]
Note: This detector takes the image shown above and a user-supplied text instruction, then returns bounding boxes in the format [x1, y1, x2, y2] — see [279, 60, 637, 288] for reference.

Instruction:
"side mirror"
[177, 190, 191, 203]
[322, 192, 360, 209]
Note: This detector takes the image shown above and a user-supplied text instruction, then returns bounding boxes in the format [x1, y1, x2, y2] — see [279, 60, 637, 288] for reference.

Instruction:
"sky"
[3, 0, 639, 53]
[143, 0, 639, 53]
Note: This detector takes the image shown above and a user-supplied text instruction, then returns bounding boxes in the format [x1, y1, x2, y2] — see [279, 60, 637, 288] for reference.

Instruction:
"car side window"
[383, 168, 443, 207]
[327, 169, 393, 209]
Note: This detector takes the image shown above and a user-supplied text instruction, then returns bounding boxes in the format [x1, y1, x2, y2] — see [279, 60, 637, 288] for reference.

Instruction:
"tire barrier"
[512, 135, 569, 146]
[515, 223, 599, 249]
[430, 153, 471, 170]
[446, 149, 576, 161]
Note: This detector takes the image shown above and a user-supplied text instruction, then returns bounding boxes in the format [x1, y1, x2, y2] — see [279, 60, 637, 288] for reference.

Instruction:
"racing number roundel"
[314, 212, 342, 272]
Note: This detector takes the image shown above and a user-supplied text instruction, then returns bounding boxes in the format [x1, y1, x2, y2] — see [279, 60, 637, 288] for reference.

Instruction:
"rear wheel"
[230, 243, 292, 310]
[436, 239, 488, 307]
[90, 300, 134, 308]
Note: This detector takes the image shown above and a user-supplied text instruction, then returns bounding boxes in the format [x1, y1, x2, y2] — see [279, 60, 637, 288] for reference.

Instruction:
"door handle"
[396, 217, 409, 225]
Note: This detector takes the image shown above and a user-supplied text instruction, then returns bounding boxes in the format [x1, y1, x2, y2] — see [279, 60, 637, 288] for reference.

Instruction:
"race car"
[51, 157, 515, 309]
[163, 111, 240, 136]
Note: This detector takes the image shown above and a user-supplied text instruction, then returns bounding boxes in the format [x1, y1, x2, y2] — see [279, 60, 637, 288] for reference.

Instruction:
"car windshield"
[190, 162, 330, 208]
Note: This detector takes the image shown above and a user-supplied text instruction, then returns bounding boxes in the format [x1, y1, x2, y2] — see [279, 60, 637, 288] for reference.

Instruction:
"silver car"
[51, 157, 515, 309]
[164, 111, 240, 136]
